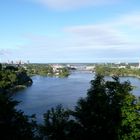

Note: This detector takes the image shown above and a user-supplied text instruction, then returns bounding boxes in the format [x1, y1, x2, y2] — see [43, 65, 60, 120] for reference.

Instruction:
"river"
[13, 71, 140, 123]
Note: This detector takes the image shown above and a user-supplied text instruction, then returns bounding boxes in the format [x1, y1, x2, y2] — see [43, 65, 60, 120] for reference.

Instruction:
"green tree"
[40, 74, 140, 140]
[0, 63, 2, 70]
[16, 71, 32, 86]
[40, 105, 83, 140]
[40, 105, 70, 140]
[74, 75, 140, 140]
[59, 68, 70, 77]
[0, 65, 33, 93]
[0, 94, 37, 140]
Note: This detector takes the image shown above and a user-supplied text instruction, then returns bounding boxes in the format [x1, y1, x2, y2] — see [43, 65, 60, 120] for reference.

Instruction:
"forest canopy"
[0, 64, 32, 93]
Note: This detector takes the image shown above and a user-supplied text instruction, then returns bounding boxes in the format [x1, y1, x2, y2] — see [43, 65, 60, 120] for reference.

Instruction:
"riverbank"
[95, 66, 140, 79]
[109, 74, 140, 79]
[25, 64, 70, 78]
[0, 65, 33, 94]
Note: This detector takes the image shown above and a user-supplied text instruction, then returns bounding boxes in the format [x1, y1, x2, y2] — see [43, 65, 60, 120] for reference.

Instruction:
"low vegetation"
[95, 65, 140, 78]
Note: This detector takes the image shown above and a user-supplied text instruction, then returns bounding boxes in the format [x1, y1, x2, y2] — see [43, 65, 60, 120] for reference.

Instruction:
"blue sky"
[0, 0, 140, 63]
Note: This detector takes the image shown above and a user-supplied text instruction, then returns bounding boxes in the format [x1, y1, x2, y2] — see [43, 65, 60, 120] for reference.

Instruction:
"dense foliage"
[39, 105, 71, 140]
[0, 65, 32, 93]
[41, 75, 140, 140]
[74, 75, 140, 140]
[25, 64, 70, 77]
[25, 64, 53, 76]
[0, 93, 37, 140]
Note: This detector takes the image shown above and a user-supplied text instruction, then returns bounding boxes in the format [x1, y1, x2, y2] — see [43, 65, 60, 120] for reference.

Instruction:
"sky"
[0, 0, 140, 63]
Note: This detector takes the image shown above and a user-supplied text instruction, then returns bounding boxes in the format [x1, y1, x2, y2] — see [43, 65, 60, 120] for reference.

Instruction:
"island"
[24, 64, 70, 77]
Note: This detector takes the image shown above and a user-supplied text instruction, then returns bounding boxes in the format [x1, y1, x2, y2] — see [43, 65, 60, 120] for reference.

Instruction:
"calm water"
[13, 71, 140, 123]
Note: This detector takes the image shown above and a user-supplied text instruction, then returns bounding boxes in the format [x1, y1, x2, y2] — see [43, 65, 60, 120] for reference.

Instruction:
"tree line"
[25, 64, 70, 77]
[0, 64, 32, 94]
[95, 65, 140, 78]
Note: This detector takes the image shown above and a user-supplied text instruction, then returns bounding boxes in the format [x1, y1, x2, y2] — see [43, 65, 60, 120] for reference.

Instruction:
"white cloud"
[6, 9, 140, 62]
[117, 12, 140, 30]
[0, 49, 10, 56]
[31, 0, 118, 10]
[64, 11, 140, 50]
[65, 25, 128, 46]
[15, 11, 140, 63]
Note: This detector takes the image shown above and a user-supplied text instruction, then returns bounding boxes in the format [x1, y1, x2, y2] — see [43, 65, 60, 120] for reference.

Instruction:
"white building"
[85, 66, 95, 71]
[118, 66, 126, 69]
[138, 61, 140, 68]
[51, 64, 64, 72]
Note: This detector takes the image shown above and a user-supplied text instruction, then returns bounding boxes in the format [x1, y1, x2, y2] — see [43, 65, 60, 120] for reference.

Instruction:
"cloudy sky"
[0, 0, 140, 63]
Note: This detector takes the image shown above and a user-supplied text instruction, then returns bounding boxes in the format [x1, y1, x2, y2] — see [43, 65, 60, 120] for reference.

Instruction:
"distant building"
[67, 64, 77, 70]
[118, 66, 126, 69]
[86, 66, 95, 71]
[51, 64, 64, 73]
[138, 61, 140, 68]
[27, 60, 30, 64]
[130, 66, 138, 69]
